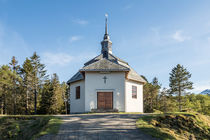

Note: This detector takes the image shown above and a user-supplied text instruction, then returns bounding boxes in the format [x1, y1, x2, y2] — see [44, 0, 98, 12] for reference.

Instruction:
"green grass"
[0, 115, 62, 140]
[34, 117, 62, 138]
[136, 115, 176, 140]
[136, 112, 210, 140]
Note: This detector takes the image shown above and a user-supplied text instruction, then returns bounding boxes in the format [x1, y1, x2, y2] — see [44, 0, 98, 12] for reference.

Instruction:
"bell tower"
[101, 14, 112, 58]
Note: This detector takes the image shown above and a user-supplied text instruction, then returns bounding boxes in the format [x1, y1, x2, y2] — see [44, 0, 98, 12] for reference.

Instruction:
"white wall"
[85, 72, 125, 112]
[125, 80, 143, 112]
[70, 80, 85, 113]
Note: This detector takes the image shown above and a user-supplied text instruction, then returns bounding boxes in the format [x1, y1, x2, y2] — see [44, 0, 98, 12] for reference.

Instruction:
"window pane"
[76, 86, 80, 99]
[132, 85, 137, 99]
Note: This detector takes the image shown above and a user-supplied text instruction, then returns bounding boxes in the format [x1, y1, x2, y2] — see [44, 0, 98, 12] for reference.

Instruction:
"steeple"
[101, 14, 112, 58]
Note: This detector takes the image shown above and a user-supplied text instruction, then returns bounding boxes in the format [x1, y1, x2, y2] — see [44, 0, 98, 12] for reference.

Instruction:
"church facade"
[67, 17, 146, 113]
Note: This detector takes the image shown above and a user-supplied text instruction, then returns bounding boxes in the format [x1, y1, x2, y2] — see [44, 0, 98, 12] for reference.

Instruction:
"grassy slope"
[0, 115, 62, 140]
[136, 112, 210, 140]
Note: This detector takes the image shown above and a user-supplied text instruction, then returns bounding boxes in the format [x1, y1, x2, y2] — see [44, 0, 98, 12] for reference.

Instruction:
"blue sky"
[0, 0, 210, 93]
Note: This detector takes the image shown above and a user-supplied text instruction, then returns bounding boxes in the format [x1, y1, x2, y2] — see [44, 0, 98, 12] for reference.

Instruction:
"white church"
[67, 16, 146, 113]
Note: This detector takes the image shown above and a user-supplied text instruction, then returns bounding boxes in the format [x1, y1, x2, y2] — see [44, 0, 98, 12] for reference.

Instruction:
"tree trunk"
[1, 100, 3, 114]
[65, 101, 68, 114]
[3, 93, 6, 114]
[34, 89, 37, 114]
[178, 87, 181, 112]
[26, 87, 29, 115]
[13, 84, 16, 115]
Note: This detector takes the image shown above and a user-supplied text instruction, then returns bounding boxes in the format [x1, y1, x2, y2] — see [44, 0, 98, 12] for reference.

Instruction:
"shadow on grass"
[36, 117, 62, 137]
[139, 127, 176, 140]
[0, 116, 62, 140]
[136, 115, 176, 140]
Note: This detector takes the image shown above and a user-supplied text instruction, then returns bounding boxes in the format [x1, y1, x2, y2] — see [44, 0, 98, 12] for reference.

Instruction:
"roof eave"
[126, 78, 147, 85]
[67, 79, 84, 85]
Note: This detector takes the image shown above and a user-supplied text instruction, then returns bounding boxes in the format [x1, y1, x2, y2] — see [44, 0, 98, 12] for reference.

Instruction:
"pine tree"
[30, 52, 47, 114]
[158, 88, 176, 112]
[143, 77, 161, 113]
[169, 64, 193, 111]
[61, 82, 69, 114]
[39, 80, 53, 114]
[21, 58, 34, 114]
[0, 65, 15, 114]
[9, 56, 21, 114]
[39, 73, 64, 114]
[152, 77, 161, 109]
[51, 73, 64, 114]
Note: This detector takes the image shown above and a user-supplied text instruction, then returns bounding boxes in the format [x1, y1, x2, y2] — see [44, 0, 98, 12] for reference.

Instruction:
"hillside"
[200, 89, 210, 96]
[136, 113, 210, 140]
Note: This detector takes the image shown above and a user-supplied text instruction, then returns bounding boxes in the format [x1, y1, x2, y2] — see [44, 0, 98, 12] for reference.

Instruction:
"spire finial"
[105, 13, 108, 35]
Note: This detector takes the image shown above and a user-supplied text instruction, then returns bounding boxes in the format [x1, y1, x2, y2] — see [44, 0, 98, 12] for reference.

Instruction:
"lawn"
[0, 115, 62, 140]
[136, 112, 210, 140]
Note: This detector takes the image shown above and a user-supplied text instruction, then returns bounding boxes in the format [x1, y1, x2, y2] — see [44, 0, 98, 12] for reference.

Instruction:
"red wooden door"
[97, 92, 113, 109]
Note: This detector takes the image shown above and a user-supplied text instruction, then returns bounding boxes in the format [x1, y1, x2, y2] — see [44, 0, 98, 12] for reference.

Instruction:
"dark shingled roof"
[84, 54, 128, 66]
[67, 54, 146, 84]
[67, 71, 84, 84]
[80, 58, 130, 72]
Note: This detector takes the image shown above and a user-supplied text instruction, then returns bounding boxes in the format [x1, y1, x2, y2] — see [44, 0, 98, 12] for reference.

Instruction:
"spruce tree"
[143, 77, 161, 113]
[21, 58, 34, 114]
[169, 64, 193, 111]
[39, 73, 64, 114]
[0, 65, 15, 114]
[30, 52, 47, 114]
[152, 77, 161, 109]
[39, 80, 53, 114]
[9, 56, 21, 114]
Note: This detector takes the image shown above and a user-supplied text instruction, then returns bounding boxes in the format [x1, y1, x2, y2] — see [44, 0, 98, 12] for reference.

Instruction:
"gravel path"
[38, 114, 157, 140]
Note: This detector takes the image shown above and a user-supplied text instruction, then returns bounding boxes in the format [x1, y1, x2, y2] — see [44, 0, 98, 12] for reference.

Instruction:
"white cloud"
[192, 81, 210, 93]
[172, 30, 191, 42]
[69, 36, 83, 42]
[42, 52, 96, 66]
[42, 52, 73, 66]
[73, 19, 88, 25]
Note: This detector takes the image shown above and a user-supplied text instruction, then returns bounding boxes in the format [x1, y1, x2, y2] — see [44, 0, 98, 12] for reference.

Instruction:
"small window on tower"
[76, 86, 80, 99]
[132, 86, 137, 99]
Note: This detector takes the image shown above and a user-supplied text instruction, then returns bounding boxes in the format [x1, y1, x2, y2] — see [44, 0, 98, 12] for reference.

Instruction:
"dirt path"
[38, 114, 157, 140]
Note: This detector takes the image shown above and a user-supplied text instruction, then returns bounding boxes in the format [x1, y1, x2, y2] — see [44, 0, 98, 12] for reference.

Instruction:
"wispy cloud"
[123, 4, 133, 10]
[42, 52, 96, 66]
[73, 19, 89, 25]
[42, 52, 73, 66]
[172, 30, 191, 42]
[69, 35, 83, 42]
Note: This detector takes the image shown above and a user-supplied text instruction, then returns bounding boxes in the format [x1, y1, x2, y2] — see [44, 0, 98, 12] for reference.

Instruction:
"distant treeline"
[143, 64, 210, 116]
[0, 52, 69, 115]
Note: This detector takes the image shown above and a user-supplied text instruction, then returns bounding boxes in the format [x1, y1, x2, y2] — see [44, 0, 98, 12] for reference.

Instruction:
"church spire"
[105, 13, 108, 35]
[103, 13, 110, 40]
[101, 14, 112, 57]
